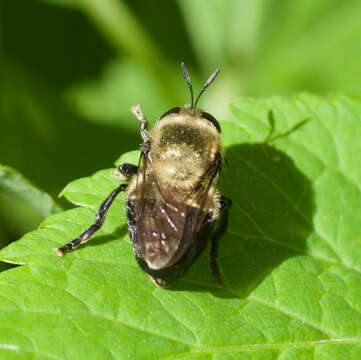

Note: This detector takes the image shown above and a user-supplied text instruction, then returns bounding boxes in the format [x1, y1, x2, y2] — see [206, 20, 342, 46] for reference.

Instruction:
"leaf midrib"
[160, 338, 361, 360]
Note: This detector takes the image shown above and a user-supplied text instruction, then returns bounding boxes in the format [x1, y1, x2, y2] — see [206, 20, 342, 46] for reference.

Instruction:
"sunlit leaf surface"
[0, 94, 360, 359]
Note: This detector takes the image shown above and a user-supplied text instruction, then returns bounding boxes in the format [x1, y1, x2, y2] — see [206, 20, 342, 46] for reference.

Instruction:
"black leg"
[54, 183, 128, 256]
[118, 163, 138, 179]
[209, 196, 232, 285]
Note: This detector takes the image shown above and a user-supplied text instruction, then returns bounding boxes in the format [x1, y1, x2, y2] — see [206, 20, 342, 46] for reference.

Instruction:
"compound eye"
[202, 112, 221, 133]
[160, 107, 180, 119]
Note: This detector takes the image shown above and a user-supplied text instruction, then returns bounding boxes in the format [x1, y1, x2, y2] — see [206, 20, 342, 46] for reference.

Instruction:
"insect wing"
[133, 146, 222, 270]
[191, 152, 222, 229]
[133, 148, 187, 269]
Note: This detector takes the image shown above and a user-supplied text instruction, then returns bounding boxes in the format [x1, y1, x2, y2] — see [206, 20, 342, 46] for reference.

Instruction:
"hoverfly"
[54, 63, 231, 287]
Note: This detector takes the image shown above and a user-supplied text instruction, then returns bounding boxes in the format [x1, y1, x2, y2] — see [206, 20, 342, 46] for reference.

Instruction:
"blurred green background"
[1, 0, 361, 250]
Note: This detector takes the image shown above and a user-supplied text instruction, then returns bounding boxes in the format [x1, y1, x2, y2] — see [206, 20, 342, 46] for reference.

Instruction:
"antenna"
[194, 68, 220, 107]
[181, 62, 194, 108]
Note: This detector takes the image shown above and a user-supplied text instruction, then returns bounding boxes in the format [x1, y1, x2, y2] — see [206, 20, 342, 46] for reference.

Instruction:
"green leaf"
[248, 1, 361, 96]
[178, 0, 262, 68]
[178, 0, 361, 97]
[0, 93, 360, 359]
[0, 165, 62, 251]
[66, 60, 175, 129]
[0, 165, 62, 219]
[37, 0, 77, 8]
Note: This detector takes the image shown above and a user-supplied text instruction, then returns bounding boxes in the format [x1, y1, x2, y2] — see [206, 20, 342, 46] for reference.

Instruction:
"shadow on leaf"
[172, 142, 314, 298]
[87, 225, 128, 248]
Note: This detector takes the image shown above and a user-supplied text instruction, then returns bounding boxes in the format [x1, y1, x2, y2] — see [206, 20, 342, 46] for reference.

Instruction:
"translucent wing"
[133, 144, 221, 270]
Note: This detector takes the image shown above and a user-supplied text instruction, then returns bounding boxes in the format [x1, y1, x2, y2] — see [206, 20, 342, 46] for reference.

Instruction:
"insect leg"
[131, 104, 148, 142]
[209, 196, 232, 285]
[118, 163, 138, 179]
[111, 163, 138, 181]
[53, 183, 128, 256]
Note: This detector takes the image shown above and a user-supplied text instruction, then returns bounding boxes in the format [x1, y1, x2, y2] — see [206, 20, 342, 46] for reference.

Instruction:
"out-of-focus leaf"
[66, 60, 175, 128]
[37, 0, 78, 8]
[250, 0, 361, 96]
[178, 0, 361, 97]
[0, 164, 62, 252]
[76, 0, 183, 104]
[0, 58, 138, 196]
[178, 0, 262, 68]
[0, 93, 360, 359]
[0, 165, 62, 218]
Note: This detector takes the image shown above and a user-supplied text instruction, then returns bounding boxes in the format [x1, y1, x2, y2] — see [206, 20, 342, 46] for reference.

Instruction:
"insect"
[54, 63, 231, 287]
